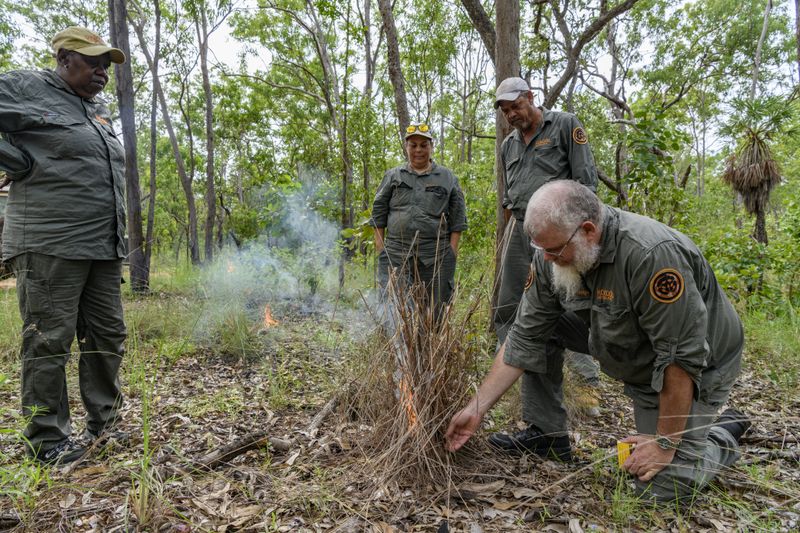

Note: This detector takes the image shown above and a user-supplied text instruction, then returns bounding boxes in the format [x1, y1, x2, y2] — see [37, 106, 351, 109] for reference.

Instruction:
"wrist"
[655, 434, 681, 450]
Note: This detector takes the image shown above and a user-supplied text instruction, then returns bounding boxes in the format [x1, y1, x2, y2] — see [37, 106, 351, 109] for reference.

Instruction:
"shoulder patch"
[572, 127, 588, 145]
[648, 268, 684, 304]
[524, 264, 535, 291]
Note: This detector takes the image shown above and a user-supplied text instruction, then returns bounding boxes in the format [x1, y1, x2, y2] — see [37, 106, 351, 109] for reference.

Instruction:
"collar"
[596, 205, 620, 264]
[39, 69, 100, 103]
[404, 161, 437, 176]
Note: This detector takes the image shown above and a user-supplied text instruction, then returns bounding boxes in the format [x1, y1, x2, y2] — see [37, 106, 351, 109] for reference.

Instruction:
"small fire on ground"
[263, 305, 278, 328]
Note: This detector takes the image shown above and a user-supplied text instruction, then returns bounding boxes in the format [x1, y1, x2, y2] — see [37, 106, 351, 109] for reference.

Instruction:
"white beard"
[550, 237, 601, 299]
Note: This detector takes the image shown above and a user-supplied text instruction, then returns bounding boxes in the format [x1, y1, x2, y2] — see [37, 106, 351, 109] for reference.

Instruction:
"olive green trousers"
[12, 253, 126, 453]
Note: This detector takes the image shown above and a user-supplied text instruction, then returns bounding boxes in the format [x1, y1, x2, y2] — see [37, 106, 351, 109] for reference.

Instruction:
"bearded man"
[445, 180, 750, 503]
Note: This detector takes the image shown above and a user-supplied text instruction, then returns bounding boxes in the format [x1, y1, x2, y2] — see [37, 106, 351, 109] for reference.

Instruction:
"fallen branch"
[306, 396, 339, 437]
[193, 432, 293, 470]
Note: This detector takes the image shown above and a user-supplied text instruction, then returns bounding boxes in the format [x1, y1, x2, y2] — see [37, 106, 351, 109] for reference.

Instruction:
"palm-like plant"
[721, 94, 796, 245]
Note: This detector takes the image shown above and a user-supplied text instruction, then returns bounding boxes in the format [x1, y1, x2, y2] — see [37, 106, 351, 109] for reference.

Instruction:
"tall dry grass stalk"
[347, 261, 489, 491]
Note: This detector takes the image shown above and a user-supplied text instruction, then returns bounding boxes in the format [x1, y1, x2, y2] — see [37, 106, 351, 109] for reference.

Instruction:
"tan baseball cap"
[51, 26, 126, 64]
[494, 77, 530, 108]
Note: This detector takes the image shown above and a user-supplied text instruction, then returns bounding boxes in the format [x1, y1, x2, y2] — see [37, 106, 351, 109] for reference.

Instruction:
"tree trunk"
[304, 0, 353, 285]
[130, 8, 200, 264]
[377, 0, 410, 145]
[459, 0, 496, 66]
[144, 0, 161, 273]
[109, 0, 148, 292]
[492, 0, 520, 329]
[751, 0, 773, 99]
[195, 2, 216, 263]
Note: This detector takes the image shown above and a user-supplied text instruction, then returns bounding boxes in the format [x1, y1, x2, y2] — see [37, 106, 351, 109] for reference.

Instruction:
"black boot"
[714, 408, 751, 442]
[488, 424, 572, 461]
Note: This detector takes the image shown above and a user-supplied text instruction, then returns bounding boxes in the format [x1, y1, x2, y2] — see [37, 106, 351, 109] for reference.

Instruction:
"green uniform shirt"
[501, 108, 597, 221]
[371, 162, 467, 266]
[505, 207, 743, 404]
[0, 69, 126, 261]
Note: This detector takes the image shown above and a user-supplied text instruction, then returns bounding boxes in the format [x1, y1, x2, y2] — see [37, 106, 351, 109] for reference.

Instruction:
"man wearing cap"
[489, 76, 602, 455]
[446, 180, 750, 503]
[371, 123, 467, 320]
[0, 26, 128, 464]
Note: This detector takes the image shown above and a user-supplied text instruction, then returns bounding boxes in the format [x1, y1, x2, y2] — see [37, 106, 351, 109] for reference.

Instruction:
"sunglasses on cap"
[406, 124, 430, 134]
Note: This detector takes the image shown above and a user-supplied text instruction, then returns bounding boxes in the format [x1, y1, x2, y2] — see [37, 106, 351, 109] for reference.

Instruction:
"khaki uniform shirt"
[501, 108, 597, 221]
[505, 207, 743, 404]
[371, 162, 467, 266]
[0, 69, 126, 261]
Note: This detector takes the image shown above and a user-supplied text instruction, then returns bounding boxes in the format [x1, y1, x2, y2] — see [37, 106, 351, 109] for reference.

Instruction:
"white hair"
[523, 180, 603, 240]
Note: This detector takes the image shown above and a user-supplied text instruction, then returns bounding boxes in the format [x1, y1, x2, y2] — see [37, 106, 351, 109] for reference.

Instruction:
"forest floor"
[1, 289, 799, 532]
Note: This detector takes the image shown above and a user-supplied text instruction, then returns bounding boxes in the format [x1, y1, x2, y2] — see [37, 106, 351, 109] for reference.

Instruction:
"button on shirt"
[501, 108, 598, 221]
[505, 207, 743, 404]
[371, 162, 467, 266]
[0, 69, 127, 261]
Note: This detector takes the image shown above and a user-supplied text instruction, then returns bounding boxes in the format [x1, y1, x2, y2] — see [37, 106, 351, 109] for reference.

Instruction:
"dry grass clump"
[345, 268, 486, 491]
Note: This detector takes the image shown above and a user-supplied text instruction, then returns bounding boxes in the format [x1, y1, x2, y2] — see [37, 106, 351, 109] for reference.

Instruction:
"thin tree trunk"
[195, 2, 216, 263]
[144, 0, 161, 273]
[303, 0, 353, 285]
[459, 0, 495, 66]
[492, 0, 520, 328]
[751, 0, 773, 99]
[377, 0, 410, 145]
[109, 0, 148, 291]
[130, 6, 200, 264]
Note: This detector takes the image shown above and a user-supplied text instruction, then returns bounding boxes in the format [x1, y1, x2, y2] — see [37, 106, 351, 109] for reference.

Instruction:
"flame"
[398, 374, 418, 430]
[226, 261, 235, 273]
[263, 305, 278, 328]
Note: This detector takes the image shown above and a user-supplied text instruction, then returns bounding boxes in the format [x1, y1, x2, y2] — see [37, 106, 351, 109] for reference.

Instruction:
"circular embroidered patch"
[524, 265, 535, 291]
[649, 268, 684, 303]
[572, 127, 588, 145]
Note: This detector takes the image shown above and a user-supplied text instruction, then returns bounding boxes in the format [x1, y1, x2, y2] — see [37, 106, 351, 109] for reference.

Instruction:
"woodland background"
[1, 0, 800, 531]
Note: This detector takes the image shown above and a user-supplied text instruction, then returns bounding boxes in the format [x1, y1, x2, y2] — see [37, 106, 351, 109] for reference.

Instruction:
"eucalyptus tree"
[130, 0, 202, 264]
[185, 0, 233, 262]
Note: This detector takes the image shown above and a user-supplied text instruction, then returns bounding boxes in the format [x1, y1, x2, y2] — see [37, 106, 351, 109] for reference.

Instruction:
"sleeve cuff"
[650, 338, 703, 396]
[504, 327, 549, 373]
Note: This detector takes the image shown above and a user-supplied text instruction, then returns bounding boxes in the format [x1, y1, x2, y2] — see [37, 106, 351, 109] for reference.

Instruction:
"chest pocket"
[590, 304, 643, 363]
[422, 185, 449, 217]
[389, 180, 413, 209]
[504, 154, 521, 185]
[532, 143, 564, 176]
[30, 114, 91, 159]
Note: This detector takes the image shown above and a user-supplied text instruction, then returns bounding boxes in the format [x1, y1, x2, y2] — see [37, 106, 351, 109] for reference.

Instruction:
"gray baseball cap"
[494, 77, 530, 108]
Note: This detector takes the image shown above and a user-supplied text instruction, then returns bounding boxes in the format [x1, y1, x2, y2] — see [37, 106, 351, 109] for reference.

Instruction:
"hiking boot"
[488, 424, 572, 461]
[714, 408, 751, 442]
[80, 427, 131, 446]
[32, 439, 88, 465]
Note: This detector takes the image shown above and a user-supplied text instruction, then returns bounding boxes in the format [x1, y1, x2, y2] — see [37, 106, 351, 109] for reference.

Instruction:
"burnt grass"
[0, 306, 799, 532]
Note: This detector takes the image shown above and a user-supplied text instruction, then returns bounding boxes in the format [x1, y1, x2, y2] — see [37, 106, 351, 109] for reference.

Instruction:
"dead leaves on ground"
[0, 315, 798, 531]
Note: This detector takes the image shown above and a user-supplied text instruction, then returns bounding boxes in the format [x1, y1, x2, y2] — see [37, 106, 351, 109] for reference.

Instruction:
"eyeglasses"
[531, 225, 582, 258]
[406, 123, 430, 134]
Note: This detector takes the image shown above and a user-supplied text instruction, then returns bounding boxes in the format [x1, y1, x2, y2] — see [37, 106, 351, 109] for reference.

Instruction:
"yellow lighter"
[616, 441, 633, 468]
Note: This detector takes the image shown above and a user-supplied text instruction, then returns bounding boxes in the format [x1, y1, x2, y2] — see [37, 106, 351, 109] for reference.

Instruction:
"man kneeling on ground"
[445, 180, 749, 503]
